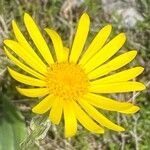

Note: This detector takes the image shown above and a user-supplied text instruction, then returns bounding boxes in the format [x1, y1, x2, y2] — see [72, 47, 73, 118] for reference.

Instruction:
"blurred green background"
[0, 0, 149, 149]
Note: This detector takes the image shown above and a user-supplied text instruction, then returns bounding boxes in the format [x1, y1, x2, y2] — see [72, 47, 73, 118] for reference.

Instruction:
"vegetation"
[0, 0, 149, 149]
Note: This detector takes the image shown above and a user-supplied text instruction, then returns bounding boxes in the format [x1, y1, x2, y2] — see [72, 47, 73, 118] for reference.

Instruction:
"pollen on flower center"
[46, 62, 89, 100]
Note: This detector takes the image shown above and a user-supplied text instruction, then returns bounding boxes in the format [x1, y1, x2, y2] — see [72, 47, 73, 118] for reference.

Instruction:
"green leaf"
[0, 96, 27, 150]
[20, 114, 51, 150]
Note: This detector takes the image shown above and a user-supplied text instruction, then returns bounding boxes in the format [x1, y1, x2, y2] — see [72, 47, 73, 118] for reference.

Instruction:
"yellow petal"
[63, 100, 77, 137]
[12, 20, 47, 69]
[79, 99, 125, 131]
[122, 106, 140, 114]
[45, 28, 64, 62]
[84, 93, 139, 114]
[8, 67, 46, 87]
[4, 40, 48, 75]
[24, 13, 54, 65]
[88, 51, 137, 79]
[83, 33, 126, 73]
[72, 101, 104, 133]
[91, 67, 144, 85]
[4, 47, 45, 80]
[63, 47, 69, 61]
[79, 24, 112, 66]
[49, 98, 63, 125]
[69, 13, 90, 63]
[16, 87, 49, 97]
[32, 95, 55, 114]
[90, 82, 146, 93]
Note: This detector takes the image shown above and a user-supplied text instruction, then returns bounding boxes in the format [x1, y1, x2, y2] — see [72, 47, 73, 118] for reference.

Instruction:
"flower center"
[46, 62, 89, 100]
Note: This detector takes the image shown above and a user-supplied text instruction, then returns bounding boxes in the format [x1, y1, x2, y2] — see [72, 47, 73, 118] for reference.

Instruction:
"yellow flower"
[4, 13, 145, 137]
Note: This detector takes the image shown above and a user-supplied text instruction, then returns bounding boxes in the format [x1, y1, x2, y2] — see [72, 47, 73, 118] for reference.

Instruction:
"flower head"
[4, 13, 145, 137]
